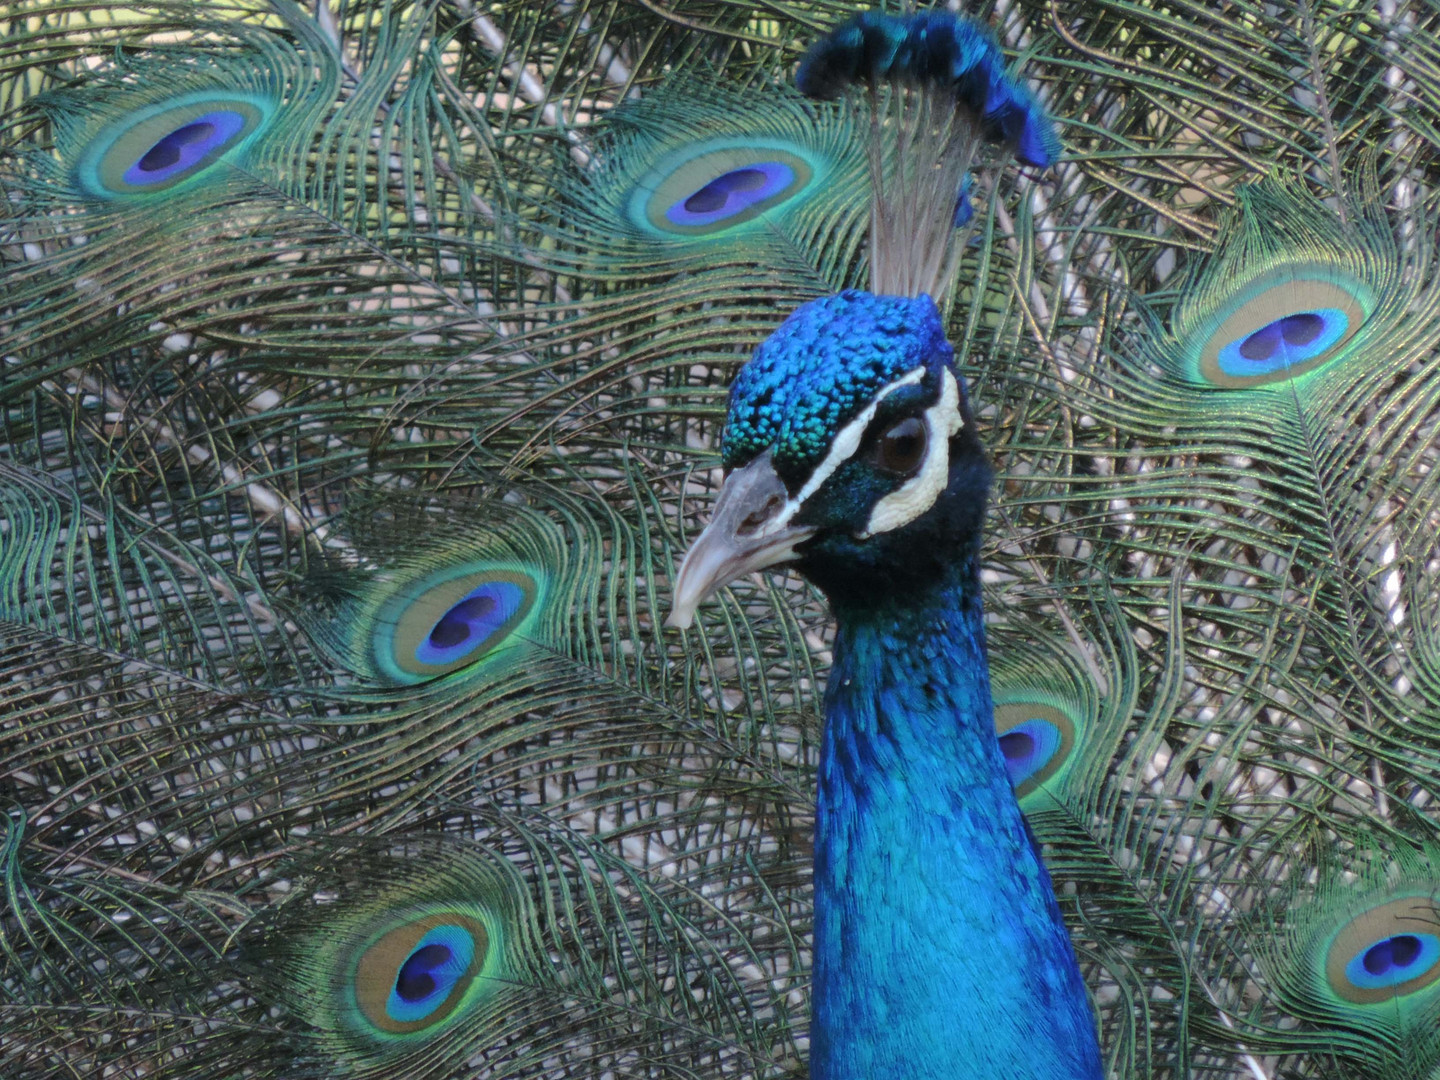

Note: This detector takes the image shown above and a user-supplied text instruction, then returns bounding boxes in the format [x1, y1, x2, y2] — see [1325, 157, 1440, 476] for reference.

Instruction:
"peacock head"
[669, 289, 990, 627]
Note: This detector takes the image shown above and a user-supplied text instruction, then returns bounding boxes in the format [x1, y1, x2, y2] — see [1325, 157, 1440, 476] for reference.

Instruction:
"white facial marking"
[860, 369, 964, 538]
[760, 366, 927, 537]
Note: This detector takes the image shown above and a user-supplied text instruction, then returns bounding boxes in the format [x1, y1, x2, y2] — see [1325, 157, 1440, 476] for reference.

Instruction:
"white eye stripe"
[859, 369, 964, 538]
[760, 366, 927, 536]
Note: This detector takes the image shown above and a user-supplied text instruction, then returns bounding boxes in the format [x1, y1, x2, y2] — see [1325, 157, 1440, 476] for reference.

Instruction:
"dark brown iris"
[872, 416, 927, 476]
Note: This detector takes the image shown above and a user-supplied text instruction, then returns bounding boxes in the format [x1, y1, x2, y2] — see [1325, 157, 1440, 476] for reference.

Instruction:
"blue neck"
[810, 566, 1102, 1079]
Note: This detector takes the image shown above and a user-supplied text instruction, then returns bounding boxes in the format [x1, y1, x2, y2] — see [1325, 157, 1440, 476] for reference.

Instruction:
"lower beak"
[666, 451, 816, 629]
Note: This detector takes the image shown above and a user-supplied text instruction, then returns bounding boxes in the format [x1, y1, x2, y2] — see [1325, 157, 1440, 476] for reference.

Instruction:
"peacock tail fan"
[1, 588, 816, 1077]
[982, 586, 1204, 1075]
[247, 834, 543, 1078]
[4, 0, 1440, 1078]
[282, 478, 826, 775]
[959, 45, 1440, 1064]
[997, 160, 1440, 789]
[0, 458, 314, 690]
[35, 39, 325, 206]
[0, 457, 820, 1074]
[0, 767, 808, 1078]
[499, 82, 874, 476]
[3, 9, 339, 368]
[245, 825, 806, 1079]
[0, 449, 817, 839]
[494, 9, 1068, 485]
[0, 804, 275, 1079]
[2, 0, 577, 509]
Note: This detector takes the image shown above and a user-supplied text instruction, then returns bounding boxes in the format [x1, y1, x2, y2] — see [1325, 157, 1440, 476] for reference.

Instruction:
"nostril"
[738, 494, 783, 534]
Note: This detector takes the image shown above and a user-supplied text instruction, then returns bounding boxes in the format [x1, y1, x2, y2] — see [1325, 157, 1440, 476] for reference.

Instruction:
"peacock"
[2, 1, 1440, 1079]
[664, 13, 1099, 1077]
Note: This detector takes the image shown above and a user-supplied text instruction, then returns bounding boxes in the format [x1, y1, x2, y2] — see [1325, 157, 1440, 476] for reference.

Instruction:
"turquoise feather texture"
[3, 1, 1440, 1079]
[794, 9, 1061, 168]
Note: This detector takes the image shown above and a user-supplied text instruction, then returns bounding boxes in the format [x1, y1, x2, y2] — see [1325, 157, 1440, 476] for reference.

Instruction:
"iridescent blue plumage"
[673, 290, 1102, 1077]
[953, 171, 976, 226]
[815, 578, 1101, 1079]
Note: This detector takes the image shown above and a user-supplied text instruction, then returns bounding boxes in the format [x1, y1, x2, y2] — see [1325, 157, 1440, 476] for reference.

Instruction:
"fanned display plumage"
[3, 1, 1440, 1078]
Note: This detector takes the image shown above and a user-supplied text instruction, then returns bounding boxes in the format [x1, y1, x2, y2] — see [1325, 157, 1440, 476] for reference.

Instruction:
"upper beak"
[666, 450, 817, 629]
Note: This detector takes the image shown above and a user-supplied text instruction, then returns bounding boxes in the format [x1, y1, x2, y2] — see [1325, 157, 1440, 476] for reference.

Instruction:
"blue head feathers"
[721, 290, 952, 478]
[670, 288, 976, 628]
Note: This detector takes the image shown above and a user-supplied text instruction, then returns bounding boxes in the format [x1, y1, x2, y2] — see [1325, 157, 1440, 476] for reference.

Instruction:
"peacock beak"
[667, 450, 817, 629]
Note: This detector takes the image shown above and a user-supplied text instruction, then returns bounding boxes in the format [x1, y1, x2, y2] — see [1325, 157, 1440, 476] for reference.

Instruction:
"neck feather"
[808, 554, 1101, 1080]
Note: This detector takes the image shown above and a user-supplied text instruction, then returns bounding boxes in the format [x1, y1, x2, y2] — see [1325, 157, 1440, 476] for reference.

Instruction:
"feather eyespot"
[1216, 307, 1351, 378]
[1324, 897, 1440, 1004]
[126, 112, 248, 183]
[374, 567, 541, 683]
[1185, 269, 1374, 389]
[75, 93, 272, 198]
[634, 143, 817, 236]
[257, 840, 531, 1074]
[993, 702, 1077, 800]
[354, 913, 491, 1033]
[667, 162, 797, 227]
[871, 416, 927, 476]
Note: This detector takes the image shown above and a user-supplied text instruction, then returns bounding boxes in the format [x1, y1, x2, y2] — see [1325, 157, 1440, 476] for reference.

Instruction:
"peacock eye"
[872, 416, 928, 476]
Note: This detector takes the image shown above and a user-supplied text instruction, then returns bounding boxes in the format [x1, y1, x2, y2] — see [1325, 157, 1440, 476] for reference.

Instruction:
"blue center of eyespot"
[396, 943, 453, 1002]
[665, 162, 795, 227]
[1216, 308, 1349, 377]
[1344, 932, 1440, 991]
[385, 926, 476, 1023]
[415, 581, 528, 667]
[121, 110, 248, 186]
[997, 718, 1063, 789]
[999, 730, 1035, 763]
[1364, 935, 1421, 975]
